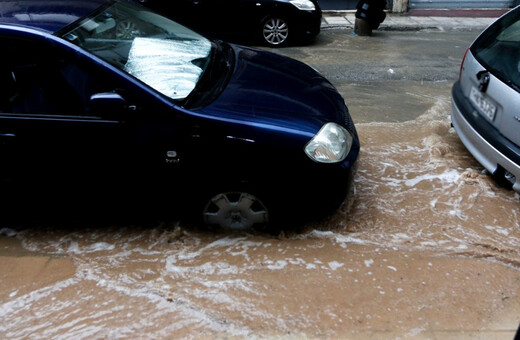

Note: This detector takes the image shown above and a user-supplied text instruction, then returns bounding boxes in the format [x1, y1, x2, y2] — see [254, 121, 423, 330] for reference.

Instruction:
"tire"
[261, 16, 290, 47]
[202, 192, 270, 231]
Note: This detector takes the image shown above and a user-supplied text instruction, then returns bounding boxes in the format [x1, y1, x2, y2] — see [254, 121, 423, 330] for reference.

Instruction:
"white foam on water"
[3, 95, 520, 339]
[328, 261, 344, 270]
[405, 169, 460, 187]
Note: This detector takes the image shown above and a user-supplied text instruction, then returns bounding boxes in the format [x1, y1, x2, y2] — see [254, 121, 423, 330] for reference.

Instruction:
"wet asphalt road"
[270, 27, 481, 123]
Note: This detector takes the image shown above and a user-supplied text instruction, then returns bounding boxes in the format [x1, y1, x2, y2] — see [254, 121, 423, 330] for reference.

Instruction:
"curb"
[321, 10, 502, 31]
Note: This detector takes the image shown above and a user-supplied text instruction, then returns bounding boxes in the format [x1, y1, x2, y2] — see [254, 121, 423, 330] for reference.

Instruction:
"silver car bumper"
[451, 97, 520, 193]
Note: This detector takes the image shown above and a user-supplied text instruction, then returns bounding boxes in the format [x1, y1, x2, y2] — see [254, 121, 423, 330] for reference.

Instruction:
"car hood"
[198, 44, 349, 133]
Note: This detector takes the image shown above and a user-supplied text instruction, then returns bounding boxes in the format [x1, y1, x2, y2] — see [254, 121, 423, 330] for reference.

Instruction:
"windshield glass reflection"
[60, 1, 212, 101]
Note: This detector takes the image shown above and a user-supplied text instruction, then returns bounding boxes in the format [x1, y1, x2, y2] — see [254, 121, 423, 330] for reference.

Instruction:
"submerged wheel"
[261, 17, 289, 46]
[203, 192, 269, 230]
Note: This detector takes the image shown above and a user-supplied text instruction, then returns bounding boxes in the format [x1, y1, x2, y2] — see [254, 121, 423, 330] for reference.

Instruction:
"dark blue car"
[0, 0, 359, 230]
[137, 0, 322, 47]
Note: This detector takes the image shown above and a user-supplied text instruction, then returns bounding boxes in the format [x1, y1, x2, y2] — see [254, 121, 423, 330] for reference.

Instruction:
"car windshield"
[59, 1, 212, 101]
[471, 8, 520, 91]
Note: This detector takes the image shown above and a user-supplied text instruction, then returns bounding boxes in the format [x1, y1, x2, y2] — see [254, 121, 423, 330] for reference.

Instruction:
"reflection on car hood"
[201, 45, 348, 132]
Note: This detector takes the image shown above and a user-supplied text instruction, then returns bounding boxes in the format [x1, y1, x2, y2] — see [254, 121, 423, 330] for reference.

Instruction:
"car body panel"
[451, 82, 520, 192]
[451, 5, 520, 192]
[0, 0, 358, 226]
[200, 44, 349, 130]
[458, 52, 520, 147]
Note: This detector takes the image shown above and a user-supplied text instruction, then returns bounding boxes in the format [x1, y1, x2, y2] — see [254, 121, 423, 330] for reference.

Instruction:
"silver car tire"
[262, 17, 289, 46]
[203, 192, 269, 230]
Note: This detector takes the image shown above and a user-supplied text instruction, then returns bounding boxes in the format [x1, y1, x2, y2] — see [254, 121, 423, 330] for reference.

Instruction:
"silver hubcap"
[116, 21, 140, 39]
[263, 18, 288, 45]
[203, 192, 269, 230]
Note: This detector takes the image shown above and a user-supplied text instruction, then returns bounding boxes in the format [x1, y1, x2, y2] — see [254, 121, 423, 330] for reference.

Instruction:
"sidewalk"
[322, 9, 509, 31]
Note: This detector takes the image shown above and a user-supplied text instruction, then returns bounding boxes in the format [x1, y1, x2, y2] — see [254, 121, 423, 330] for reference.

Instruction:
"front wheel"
[261, 17, 290, 47]
[202, 192, 269, 231]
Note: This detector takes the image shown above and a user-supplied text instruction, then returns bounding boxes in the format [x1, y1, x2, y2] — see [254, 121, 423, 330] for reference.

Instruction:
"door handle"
[0, 133, 16, 138]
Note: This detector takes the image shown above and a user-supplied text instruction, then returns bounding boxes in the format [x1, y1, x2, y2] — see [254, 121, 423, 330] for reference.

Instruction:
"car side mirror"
[90, 92, 129, 118]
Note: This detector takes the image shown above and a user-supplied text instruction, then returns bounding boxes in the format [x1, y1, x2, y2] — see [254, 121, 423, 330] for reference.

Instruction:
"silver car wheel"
[115, 20, 141, 39]
[262, 17, 289, 46]
[203, 192, 269, 230]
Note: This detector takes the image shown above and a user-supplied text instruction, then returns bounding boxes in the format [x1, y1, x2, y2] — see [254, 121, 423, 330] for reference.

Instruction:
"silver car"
[451, 5, 520, 192]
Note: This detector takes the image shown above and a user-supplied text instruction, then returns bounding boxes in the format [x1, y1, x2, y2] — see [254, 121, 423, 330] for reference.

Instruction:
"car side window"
[0, 37, 110, 116]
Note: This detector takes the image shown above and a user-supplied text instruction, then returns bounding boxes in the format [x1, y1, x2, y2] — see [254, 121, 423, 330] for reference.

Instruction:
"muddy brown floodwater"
[1, 29, 520, 339]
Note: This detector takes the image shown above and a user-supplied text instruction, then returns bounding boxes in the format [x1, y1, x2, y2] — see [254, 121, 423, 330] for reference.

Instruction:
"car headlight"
[289, 0, 316, 11]
[305, 122, 353, 163]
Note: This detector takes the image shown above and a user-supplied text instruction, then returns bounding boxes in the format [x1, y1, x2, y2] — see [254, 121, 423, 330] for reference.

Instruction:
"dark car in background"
[451, 5, 520, 192]
[137, 0, 322, 47]
[0, 0, 359, 230]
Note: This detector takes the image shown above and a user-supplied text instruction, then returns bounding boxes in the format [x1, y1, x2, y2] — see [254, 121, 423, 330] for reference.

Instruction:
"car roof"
[0, 0, 110, 34]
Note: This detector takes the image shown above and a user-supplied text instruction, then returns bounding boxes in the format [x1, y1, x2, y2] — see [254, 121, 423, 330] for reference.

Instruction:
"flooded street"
[1, 29, 520, 339]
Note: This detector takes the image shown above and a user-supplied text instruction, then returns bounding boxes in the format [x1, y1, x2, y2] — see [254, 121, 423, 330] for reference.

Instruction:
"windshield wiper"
[183, 40, 233, 109]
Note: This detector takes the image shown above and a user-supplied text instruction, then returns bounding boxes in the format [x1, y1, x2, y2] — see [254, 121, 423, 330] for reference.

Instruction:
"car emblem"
[166, 150, 178, 158]
[477, 71, 490, 93]
[165, 150, 180, 164]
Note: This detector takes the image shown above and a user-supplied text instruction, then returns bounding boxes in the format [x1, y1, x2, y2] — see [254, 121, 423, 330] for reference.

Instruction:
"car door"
[1, 33, 199, 210]
[0, 35, 138, 197]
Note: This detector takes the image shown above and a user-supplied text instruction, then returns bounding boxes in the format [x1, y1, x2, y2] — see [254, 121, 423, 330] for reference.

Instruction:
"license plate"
[470, 86, 496, 121]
